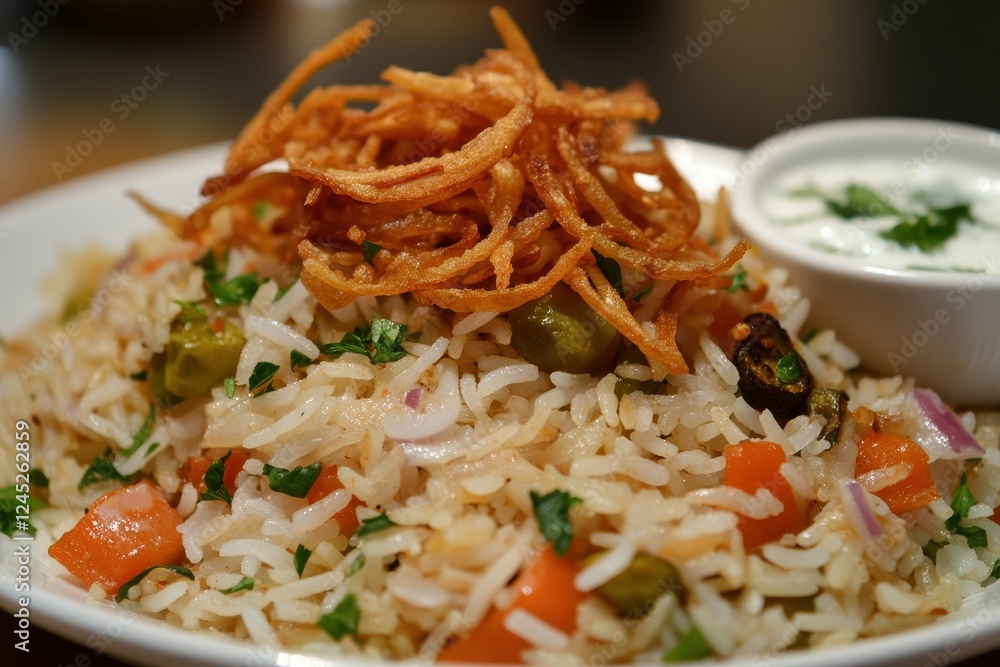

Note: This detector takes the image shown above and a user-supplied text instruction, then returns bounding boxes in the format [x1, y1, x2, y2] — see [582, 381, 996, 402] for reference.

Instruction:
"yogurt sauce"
[761, 160, 1000, 273]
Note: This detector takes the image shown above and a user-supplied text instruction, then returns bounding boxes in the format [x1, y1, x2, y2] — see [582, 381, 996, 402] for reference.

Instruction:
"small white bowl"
[729, 118, 1000, 407]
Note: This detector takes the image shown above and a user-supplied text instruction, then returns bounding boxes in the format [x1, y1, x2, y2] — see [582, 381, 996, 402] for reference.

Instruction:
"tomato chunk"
[307, 465, 363, 534]
[855, 431, 939, 514]
[182, 456, 211, 494]
[48, 481, 185, 594]
[438, 546, 587, 663]
[723, 440, 806, 551]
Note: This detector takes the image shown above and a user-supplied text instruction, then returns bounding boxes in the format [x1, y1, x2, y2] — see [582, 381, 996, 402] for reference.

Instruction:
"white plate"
[1, 141, 998, 666]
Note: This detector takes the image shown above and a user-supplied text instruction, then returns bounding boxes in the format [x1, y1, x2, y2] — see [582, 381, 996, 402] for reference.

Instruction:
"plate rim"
[1, 139, 998, 667]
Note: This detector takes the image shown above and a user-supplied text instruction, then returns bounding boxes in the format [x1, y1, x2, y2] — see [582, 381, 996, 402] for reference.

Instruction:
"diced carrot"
[990, 509, 1000, 526]
[855, 431, 939, 514]
[223, 449, 250, 495]
[438, 546, 587, 663]
[48, 481, 185, 594]
[307, 465, 363, 534]
[723, 441, 806, 551]
[182, 456, 211, 494]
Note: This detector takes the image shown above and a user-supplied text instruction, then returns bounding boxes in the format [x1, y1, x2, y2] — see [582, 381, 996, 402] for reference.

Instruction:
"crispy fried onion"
[176, 7, 749, 373]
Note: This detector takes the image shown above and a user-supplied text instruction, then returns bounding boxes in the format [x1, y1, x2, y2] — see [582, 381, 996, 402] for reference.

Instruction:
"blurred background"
[2, 0, 999, 664]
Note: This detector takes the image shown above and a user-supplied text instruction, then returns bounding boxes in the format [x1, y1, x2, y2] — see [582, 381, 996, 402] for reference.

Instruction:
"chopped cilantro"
[317, 594, 360, 641]
[252, 201, 271, 222]
[290, 349, 314, 370]
[956, 525, 989, 549]
[664, 623, 711, 662]
[173, 300, 207, 324]
[248, 361, 279, 397]
[530, 489, 581, 556]
[355, 513, 395, 538]
[115, 564, 194, 602]
[121, 403, 156, 456]
[219, 576, 255, 594]
[319, 314, 409, 366]
[824, 184, 898, 219]
[262, 462, 321, 498]
[78, 451, 131, 491]
[726, 265, 749, 293]
[0, 485, 44, 537]
[200, 451, 232, 503]
[361, 240, 383, 264]
[946, 474, 976, 532]
[592, 250, 623, 295]
[207, 272, 263, 307]
[294, 544, 311, 578]
[632, 285, 653, 302]
[880, 204, 973, 253]
[775, 351, 803, 384]
[224, 377, 236, 399]
[801, 328, 819, 344]
[348, 552, 366, 577]
[922, 540, 945, 561]
[992, 558, 1000, 580]
[29, 468, 49, 488]
[146, 442, 160, 456]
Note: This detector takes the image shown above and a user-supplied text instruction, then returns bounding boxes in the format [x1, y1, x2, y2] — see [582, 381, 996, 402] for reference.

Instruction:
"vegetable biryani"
[3, 7, 1000, 664]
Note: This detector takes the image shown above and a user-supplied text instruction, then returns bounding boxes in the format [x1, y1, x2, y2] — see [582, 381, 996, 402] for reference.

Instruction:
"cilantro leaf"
[632, 285, 653, 302]
[219, 576, 255, 594]
[880, 204, 973, 253]
[224, 377, 236, 399]
[194, 250, 224, 281]
[664, 624, 711, 662]
[592, 250, 623, 296]
[294, 544, 311, 578]
[361, 240, 383, 264]
[801, 328, 819, 344]
[248, 361, 279, 397]
[317, 594, 360, 641]
[946, 474, 976, 532]
[824, 184, 898, 219]
[992, 558, 1000, 580]
[116, 564, 194, 602]
[290, 349, 314, 370]
[207, 272, 263, 307]
[956, 525, 989, 549]
[320, 314, 409, 365]
[200, 451, 232, 503]
[0, 485, 45, 538]
[78, 451, 131, 491]
[121, 403, 156, 456]
[367, 315, 410, 364]
[262, 462, 321, 498]
[530, 489, 581, 556]
[173, 300, 207, 324]
[347, 552, 366, 577]
[726, 265, 749, 293]
[775, 352, 803, 384]
[29, 468, 49, 489]
[355, 513, 395, 538]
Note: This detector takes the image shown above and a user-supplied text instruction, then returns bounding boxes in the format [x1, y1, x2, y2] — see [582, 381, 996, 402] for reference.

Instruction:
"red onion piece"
[404, 388, 423, 408]
[840, 479, 884, 540]
[911, 388, 984, 461]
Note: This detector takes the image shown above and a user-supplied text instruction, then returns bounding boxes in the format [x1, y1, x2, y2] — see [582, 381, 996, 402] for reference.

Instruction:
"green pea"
[150, 319, 245, 406]
[590, 552, 683, 615]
